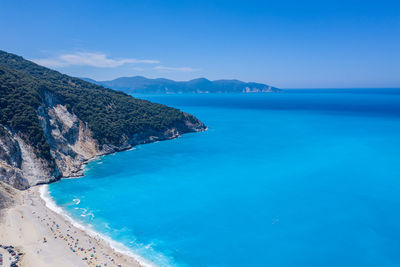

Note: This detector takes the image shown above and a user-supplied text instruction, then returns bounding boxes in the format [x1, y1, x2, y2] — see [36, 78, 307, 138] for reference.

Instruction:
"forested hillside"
[0, 50, 205, 189]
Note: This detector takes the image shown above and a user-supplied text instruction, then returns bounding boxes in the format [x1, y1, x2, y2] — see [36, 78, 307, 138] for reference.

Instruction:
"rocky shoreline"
[0, 94, 206, 190]
[0, 50, 207, 191]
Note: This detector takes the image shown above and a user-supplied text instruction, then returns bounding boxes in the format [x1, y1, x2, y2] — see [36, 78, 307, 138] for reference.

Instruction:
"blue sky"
[1, 0, 399, 88]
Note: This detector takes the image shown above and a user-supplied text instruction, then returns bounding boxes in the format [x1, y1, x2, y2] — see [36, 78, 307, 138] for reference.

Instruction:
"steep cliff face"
[0, 89, 102, 189]
[0, 127, 55, 189]
[0, 50, 206, 190]
[0, 89, 205, 189]
[0, 127, 27, 189]
[38, 90, 102, 178]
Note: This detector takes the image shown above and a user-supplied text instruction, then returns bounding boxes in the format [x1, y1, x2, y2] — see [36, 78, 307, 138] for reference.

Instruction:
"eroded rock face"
[0, 91, 101, 189]
[0, 128, 29, 189]
[0, 127, 55, 189]
[0, 182, 16, 211]
[15, 135, 57, 187]
[0, 90, 205, 190]
[0, 50, 207, 190]
[38, 91, 102, 178]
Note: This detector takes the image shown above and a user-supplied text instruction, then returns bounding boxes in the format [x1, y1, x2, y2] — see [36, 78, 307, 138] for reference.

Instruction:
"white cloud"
[154, 66, 198, 72]
[33, 52, 159, 68]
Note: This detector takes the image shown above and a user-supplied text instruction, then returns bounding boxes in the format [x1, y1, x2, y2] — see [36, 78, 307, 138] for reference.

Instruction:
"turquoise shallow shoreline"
[49, 91, 400, 267]
[39, 185, 154, 266]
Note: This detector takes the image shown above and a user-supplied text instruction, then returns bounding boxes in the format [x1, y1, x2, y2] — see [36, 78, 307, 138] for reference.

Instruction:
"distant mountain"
[82, 76, 281, 94]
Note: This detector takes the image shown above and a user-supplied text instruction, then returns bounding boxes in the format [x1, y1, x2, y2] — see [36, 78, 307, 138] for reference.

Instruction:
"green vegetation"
[0, 50, 203, 161]
[0, 65, 52, 160]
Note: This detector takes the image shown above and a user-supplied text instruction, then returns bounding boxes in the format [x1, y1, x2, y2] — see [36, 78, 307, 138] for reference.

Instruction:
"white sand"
[0, 184, 143, 267]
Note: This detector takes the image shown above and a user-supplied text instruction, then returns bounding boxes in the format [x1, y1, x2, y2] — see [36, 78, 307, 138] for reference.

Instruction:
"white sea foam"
[72, 198, 81, 205]
[79, 208, 95, 220]
[79, 208, 88, 216]
[39, 185, 157, 267]
[86, 155, 101, 163]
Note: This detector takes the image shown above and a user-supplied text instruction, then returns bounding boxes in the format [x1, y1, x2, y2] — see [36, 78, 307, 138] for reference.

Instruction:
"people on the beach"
[32, 209, 130, 267]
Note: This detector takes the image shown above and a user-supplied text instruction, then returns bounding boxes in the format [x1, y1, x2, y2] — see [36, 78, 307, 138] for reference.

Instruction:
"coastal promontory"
[0, 50, 206, 189]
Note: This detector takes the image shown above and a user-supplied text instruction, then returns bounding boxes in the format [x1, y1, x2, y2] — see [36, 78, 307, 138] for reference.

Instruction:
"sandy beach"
[0, 182, 142, 267]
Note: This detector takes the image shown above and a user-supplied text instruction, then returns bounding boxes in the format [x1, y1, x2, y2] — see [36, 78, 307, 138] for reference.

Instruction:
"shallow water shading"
[49, 91, 400, 266]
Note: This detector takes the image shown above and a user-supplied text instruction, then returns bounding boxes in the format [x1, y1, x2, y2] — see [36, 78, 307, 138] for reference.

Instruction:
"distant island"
[82, 76, 281, 94]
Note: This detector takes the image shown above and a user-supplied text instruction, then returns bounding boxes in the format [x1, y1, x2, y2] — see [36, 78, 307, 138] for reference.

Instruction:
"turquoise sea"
[48, 90, 400, 266]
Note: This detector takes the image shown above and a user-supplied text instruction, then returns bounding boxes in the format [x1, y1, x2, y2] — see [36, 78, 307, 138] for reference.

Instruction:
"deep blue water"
[49, 90, 400, 266]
